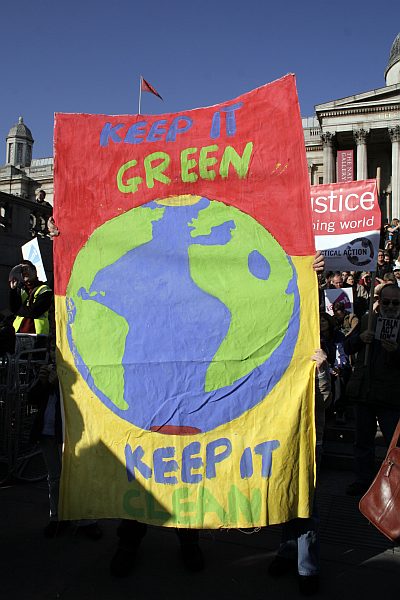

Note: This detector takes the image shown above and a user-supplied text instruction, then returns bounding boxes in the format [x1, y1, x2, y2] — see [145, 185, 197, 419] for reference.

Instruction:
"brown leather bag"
[359, 418, 400, 542]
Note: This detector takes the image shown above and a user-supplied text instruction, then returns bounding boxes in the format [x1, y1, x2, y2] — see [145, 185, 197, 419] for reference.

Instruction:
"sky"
[1, 0, 399, 158]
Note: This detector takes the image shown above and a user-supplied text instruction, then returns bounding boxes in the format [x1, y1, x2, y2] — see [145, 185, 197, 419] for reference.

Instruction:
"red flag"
[141, 77, 163, 100]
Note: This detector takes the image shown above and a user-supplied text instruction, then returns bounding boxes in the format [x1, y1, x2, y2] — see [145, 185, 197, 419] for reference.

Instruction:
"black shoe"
[43, 520, 69, 538]
[180, 542, 204, 572]
[79, 522, 102, 541]
[346, 481, 370, 497]
[298, 574, 319, 596]
[267, 556, 296, 577]
[110, 547, 136, 577]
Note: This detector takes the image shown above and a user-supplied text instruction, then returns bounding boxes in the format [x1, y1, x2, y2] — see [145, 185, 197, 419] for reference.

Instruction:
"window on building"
[318, 176, 323, 184]
[16, 143, 23, 164]
[7, 143, 13, 163]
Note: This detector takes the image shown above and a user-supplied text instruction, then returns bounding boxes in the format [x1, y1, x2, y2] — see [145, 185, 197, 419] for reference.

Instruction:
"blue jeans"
[277, 445, 322, 576]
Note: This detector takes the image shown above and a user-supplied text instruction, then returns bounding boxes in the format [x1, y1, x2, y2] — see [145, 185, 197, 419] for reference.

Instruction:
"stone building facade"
[0, 117, 53, 309]
[304, 32, 400, 221]
[0, 117, 54, 204]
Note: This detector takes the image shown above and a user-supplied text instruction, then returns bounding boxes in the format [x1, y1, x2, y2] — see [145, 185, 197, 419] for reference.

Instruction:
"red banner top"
[53, 75, 314, 294]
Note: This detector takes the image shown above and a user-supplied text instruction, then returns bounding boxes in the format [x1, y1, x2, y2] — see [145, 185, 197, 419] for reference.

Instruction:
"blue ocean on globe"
[67, 197, 300, 434]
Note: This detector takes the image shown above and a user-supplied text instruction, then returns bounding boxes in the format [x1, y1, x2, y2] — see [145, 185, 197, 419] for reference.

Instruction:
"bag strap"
[388, 417, 400, 453]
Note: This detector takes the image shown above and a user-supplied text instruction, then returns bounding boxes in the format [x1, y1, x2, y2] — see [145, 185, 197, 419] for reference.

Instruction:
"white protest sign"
[375, 317, 400, 342]
[21, 237, 47, 282]
[324, 287, 354, 315]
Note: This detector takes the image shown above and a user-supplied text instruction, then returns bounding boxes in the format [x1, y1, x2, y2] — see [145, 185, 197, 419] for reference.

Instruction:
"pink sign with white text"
[311, 180, 381, 271]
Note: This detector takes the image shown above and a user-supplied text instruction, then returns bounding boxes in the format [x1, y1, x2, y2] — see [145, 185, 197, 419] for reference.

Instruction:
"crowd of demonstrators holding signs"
[267, 239, 400, 593]
[1, 100, 399, 598]
[3, 230, 399, 597]
[317, 262, 400, 466]
[2, 209, 399, 592]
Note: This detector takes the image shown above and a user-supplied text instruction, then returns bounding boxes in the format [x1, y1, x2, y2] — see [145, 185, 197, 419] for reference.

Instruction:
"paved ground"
[1, 467, 399, 600]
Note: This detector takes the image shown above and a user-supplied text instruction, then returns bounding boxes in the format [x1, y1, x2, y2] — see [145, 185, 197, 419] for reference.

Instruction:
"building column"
[321, 132, 336, 183]
[389, 126, 400, 219]
[353, 128, 369, 180]
[307, 161, 314, 185]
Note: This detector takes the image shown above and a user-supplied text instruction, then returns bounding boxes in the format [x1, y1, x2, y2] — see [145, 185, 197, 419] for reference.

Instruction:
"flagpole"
[138, 76, 142, 115]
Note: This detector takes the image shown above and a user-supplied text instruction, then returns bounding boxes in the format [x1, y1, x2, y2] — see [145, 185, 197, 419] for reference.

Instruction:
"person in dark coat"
[345, 284, 400, 496]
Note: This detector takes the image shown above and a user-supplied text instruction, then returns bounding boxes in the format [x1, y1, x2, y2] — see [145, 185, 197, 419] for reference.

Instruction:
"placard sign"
[312, 180, 380, 271]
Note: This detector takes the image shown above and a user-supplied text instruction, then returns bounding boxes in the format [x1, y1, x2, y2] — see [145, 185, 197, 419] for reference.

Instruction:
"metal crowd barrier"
[0, 334, 49, 484]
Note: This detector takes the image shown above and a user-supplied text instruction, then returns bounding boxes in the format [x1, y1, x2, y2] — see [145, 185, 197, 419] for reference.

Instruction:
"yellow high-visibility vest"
[13, 284, 51, 335]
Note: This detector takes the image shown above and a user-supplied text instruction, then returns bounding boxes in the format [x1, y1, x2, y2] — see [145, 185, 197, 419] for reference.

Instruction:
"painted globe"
[66, 196, 299, 434]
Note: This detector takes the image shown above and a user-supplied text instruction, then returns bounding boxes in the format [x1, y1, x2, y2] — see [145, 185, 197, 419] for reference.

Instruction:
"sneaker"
[180, 542, 204, 572]
[298, 574, 319, 596]
[267, 556, 296, 577]
[79, 522, 102, 541]
[346, 481, 370, 497]
[43, 520, 69, 538]
[110, 547, 136, 578]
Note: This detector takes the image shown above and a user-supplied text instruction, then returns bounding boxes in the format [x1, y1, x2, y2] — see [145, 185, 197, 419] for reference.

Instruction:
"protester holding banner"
[268, 346, 331, 596]
[110, 519, 203, 577]
[345, 284, 400, 496]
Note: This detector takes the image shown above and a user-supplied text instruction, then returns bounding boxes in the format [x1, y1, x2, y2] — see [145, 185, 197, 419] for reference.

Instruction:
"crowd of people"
[317, 262, 400, 486]
[1, 230, 399, 596]
[266, 256, 400, 594]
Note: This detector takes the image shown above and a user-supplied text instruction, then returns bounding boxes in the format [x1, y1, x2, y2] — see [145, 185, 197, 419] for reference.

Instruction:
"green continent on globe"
[67, 206, 165, 410]
[67, 196, 295, 420]
[188, 201, 294, 391]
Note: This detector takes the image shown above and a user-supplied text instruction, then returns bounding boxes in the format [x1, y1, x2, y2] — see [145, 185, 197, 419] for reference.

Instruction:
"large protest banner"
[311, 180, 380, 271]
[54, 75, 318, 528]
